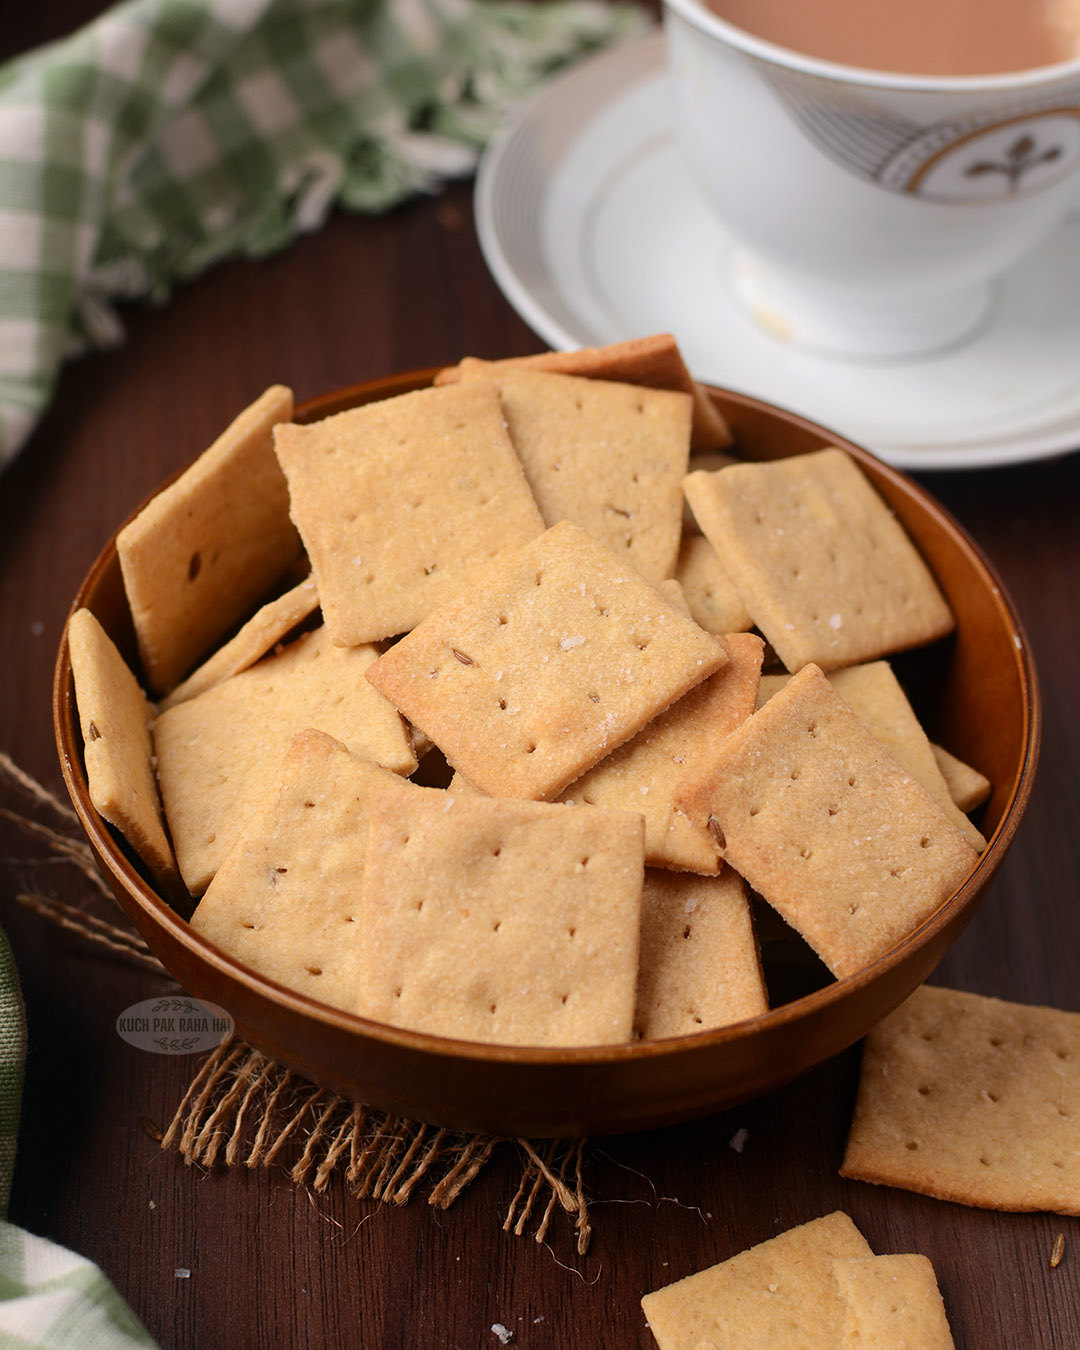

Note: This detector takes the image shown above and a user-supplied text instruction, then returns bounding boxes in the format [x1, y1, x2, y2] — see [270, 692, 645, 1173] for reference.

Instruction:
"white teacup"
[662, 0, 1080, 357]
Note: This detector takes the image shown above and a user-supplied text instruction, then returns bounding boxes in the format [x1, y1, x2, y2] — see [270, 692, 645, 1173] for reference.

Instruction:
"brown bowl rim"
[54, 370, 1041, 1070]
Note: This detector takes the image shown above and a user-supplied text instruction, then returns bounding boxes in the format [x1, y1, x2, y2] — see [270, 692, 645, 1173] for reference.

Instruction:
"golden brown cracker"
[674, 533, 753, 635]
[833, 1254, 955, 1350]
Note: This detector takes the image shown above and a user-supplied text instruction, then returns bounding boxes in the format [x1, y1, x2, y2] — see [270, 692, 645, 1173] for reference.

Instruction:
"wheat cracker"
[931, 742, 992, 813]
[833, 1254, 955, 1350]
[674, 532, 752, 635]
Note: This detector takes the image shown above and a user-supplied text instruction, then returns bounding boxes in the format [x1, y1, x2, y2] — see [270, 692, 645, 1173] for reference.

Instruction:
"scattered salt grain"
[491, 1323, 513, 1344]
[729, 1127, 749, 1153]
[175, 1268, 191, 1279]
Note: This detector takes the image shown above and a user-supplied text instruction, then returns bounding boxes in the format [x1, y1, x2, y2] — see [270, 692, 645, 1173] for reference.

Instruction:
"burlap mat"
[0, 753, 591, 1253]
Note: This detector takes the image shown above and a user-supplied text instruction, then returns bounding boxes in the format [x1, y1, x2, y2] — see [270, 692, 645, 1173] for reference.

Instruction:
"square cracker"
[366, 521, 728, 800]
[67, 608, 179, 892]
[841, 983, 1080, 1214]
[676, 664, 979, 979]
[357, 790, 645, 1046]
[190, 731, 420, 1015]
[452, 366, 691, 585]
[641, 1211, 873, 1350]
[758, 662, 986, 852]
[117, 385, 300, 693]
[634, 867, 768, 1040]
[155, 625, 416, 894]
[273, 382, 544, 646]
[557, 632, 764, 872]
[683, 448, 954, 672]
[833, 1254, 955, 1350]
[931, 742, 992, 813]
[158, 575, 319, 710]
[434, 333, 732, 451]
[674, 533, 752, 635]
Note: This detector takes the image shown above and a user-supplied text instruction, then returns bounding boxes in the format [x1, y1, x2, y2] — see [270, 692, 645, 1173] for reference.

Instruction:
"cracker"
[366, 521, 728, 800]
[158, 575, 319, 710]
[453, 366, 692, 585]
[356, 790, 645, 1046]
[558, 632, 764, 871]
[676, 665, 979, 979]
[759, 662, 986, 852]
[641, 1211, 873, 1350]
[932, 742, 992, 813]
[67, 608, 179, 891]
[634, 867, 768, 1039]
[683, 448, 954, 672]
[434, 332, 732, 451]
[841, 983, 1080, 1214]
[155, 626, 417, 894]
[117, 385, 300, 693]
[190, 731, 419, 1014]
[674, 533, 752, 635]
[833, 1254, 955, 1349]
[272, 382, 545, 646]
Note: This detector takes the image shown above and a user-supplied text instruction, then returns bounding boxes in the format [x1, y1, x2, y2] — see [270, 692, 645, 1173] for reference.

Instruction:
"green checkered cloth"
[0, 927, 156, 1346]
[0, 0, 647, 465]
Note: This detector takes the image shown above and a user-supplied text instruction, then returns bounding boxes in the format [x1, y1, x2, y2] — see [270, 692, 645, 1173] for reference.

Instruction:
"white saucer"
[475, 30, 1080, 470]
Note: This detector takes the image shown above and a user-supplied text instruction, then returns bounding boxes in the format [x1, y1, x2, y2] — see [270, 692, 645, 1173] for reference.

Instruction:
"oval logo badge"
[116, 997, 234, 1054]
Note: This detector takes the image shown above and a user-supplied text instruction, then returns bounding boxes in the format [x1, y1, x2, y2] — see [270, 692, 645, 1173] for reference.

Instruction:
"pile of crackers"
[68, 334, 991, 1051]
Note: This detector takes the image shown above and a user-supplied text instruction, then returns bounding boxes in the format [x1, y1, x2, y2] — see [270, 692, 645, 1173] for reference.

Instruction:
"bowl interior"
[54, 372, 1039, 1137]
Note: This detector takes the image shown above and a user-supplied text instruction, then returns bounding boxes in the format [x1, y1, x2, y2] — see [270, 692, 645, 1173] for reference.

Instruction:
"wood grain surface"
[2, 6, 1078, 1347]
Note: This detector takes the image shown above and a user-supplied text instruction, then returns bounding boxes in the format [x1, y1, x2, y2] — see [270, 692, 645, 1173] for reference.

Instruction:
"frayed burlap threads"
[0, 754, 593, 1249]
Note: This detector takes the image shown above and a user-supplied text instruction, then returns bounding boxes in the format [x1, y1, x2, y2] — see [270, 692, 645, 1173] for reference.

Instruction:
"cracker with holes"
[673, 533, 752, 635]
[556, 632, 764, 871]
[841, 983, 1080, 1214]
[356, 789, 645, 1046]
[366, 521, 728, 800]
[452, 366, 692, 585]
[635, 867, 768, 1039]
[190, 731, 420, 1014]
[159, 575, 319, 710]
[118, 385, 300, 693]
[434, 332, 732, 451]
[683, 447, 954, 672]
[676, 665, 979, 979]
[833, 1254, 955, 1350]
[273, 382, 545, 646]
[67, 608, 180, 892]
[641, 1211, 873, 1350]
[758, 662, 986, 852]
[155, 626, 417, 894]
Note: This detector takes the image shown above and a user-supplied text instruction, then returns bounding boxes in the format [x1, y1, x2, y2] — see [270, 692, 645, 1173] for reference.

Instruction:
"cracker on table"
[158, 575, 319, 710]
[273, 382, 545, 646]
[434, 332, 732, 451]
[758, 662, 986, 852]
[676, 665, 979, 979]
[357, 790, 645, 1046]
[931, 742, 992, 813]
[155, 626, 417, 894]
[841, 983, 1080, 1214]
[634, 867, 767, 1040]
[117, 385, 300, 693]
[453, 366, 691, 585]
[558, 632, 764, 872]
[833, 1254, 955, 1350]
[366, 521, 728, 801]
[190, 731, 419, 1014]
[673, 533, 752, 635]
[683, 448, 954, 672]
[67, 608, 180, 892]
[641, 1211, 873, 1350]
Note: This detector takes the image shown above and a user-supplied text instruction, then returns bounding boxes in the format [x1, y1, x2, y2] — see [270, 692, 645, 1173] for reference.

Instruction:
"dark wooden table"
[2, 7, 1079, 1348]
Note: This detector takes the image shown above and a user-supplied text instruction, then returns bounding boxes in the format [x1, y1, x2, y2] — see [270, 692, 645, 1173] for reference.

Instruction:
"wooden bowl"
[54, 370, 1039, 1138]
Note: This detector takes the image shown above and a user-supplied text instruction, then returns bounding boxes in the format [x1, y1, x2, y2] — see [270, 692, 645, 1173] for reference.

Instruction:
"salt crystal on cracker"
[356, 789, 644, 1046]
[366, 521, 727, 801]
[641, 1211, 873, 1349]
[273, 382, 545, 646]
[841, 983, 1080, 1215]
[683, 447, 954, 672]
[117, 385, 299, 693]
[676, 664, 979, 979]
